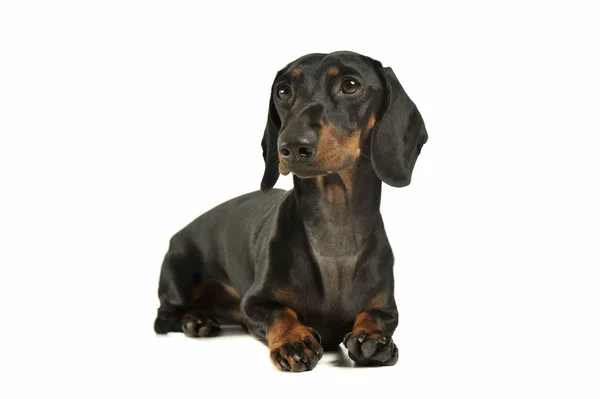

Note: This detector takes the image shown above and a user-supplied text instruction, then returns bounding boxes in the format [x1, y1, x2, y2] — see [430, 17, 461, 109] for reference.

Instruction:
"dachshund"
[153, 51, 428, 372]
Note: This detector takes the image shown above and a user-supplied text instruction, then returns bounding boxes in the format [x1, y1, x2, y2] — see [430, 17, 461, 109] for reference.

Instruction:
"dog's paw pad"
[181, 314, 220, 337]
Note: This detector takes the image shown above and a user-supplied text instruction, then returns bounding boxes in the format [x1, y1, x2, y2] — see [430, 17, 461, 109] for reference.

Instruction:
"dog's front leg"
[242, 298, 323, 372]
[344, 307, 399, 367]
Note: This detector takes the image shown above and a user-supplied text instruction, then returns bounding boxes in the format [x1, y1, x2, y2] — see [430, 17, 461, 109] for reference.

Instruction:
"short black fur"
[154, 51, 428, 371]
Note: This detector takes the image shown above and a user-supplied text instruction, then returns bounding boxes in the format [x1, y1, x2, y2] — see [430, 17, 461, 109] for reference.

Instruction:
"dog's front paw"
[343, 329, 398, 366]
[270, 328, 323, 372]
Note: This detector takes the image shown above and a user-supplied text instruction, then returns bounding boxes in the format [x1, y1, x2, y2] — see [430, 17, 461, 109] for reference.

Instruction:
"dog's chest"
[303, 213, 369, 315]
[311, 252, 359, 311]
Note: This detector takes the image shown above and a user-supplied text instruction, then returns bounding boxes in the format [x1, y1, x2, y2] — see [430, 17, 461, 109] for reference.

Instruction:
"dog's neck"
[292, 155, 382, 257]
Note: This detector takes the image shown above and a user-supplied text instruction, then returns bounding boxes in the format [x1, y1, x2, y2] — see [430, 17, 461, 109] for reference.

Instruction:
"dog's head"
[260, 51, 428, 192]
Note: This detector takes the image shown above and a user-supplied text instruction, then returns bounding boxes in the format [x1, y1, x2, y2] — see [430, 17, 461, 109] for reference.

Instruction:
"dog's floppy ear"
[260, 71, 283, 192]
[370, 65, 428, 187]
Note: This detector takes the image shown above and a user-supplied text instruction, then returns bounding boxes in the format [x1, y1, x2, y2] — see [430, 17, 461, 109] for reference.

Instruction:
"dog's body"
[154, 51, 428, 371]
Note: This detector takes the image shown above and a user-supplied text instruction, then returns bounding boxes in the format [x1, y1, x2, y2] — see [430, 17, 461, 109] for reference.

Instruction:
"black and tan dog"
[154, 51, 428, 372]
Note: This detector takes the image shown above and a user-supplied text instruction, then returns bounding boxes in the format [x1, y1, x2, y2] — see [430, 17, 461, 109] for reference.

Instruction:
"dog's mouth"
[292, 170, 334, 179]
[280, 166, 330, 178]
[280, 159, 355, 179]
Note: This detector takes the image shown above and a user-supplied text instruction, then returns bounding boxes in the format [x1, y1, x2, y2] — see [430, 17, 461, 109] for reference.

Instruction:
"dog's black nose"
[279, 136, 317, 161]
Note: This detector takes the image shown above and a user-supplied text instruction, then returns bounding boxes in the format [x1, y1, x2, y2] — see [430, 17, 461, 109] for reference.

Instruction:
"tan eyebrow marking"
[327, 66, 339, 76]
[291, 68, 301, 78]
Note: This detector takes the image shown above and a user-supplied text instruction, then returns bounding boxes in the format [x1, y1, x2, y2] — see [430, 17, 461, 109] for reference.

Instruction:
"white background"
[1, 1, 599, 398]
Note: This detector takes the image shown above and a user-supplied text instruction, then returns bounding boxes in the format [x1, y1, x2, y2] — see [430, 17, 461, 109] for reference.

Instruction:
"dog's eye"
[276, 84, 293, 101]
[341, 78, 361, 94]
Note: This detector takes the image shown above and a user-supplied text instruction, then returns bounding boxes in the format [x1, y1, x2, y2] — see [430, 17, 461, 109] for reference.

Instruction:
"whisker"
[359, 152, 372, 161]
[334, 145, 372, 163]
